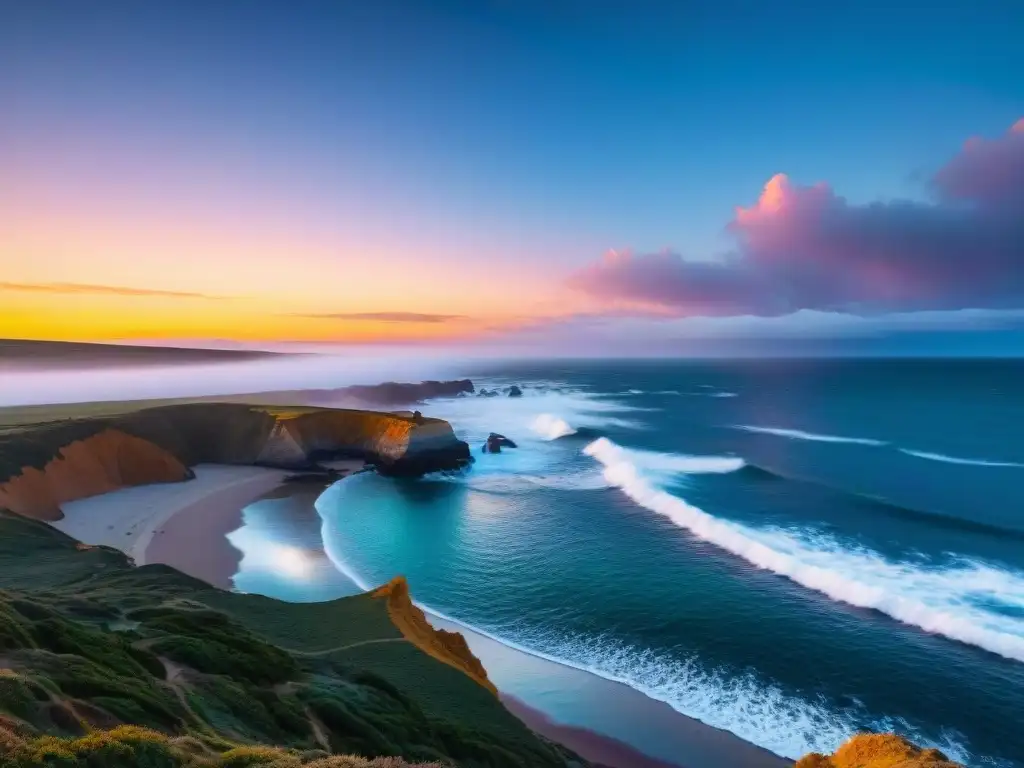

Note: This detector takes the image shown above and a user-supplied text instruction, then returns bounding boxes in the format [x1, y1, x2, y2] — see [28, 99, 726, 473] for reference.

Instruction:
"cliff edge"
[371, 576, 496, 695]
[0, 403, 470, 520]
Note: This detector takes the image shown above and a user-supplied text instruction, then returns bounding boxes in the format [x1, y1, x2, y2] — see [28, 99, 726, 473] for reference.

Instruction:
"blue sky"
[2, 1, 1023, 353]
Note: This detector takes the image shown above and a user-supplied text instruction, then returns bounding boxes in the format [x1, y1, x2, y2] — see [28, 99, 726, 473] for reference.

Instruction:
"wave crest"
[734, 425, 885, 446]
[530, 413, 578, 440]
[584, 437, 1024, 664]
[900, 449, 1024, 469]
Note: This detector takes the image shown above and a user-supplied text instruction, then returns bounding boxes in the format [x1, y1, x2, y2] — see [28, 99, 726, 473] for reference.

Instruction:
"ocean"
[234, 359, 1024, 767]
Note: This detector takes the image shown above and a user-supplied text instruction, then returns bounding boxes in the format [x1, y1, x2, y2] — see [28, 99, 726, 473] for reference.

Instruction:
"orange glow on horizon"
[0, 200, 582, 344]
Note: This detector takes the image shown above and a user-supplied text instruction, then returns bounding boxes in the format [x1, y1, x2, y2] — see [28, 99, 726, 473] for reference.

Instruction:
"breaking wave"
[584, 437, 1024, 664]
[530, 413, 578, 440]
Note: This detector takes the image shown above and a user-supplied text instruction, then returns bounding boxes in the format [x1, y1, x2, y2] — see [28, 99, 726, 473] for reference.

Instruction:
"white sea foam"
[584, 436, 1024, 664]
[596, 440, 745, 475]
[734, 425, 886, 446]
[424, 385, 648, 443]
[530, 413, 577, 440]
[900, 449, 1024, 468]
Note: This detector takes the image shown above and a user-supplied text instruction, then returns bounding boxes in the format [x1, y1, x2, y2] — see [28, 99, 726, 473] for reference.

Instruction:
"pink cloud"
[933, 118, 1024, 207]
[567, 118, 1024, 317]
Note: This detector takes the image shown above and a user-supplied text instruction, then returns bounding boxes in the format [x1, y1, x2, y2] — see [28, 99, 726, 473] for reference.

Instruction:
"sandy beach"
[53, 465, 291, 579]
[49, 467, 789, 768]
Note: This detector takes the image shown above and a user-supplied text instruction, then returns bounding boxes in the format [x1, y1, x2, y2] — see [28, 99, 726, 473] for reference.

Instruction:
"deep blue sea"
[239, 359, 1024, 766]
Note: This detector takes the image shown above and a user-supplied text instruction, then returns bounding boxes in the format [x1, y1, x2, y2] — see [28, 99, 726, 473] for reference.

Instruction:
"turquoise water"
[239, 360, 1024, 766]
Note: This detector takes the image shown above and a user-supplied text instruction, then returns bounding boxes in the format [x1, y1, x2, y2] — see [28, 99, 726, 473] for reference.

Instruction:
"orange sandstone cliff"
[0, 429, 189, 520]
[796, 733, 961, 768]
[0, 403, 470, 521]
[371, 576, 496, 695]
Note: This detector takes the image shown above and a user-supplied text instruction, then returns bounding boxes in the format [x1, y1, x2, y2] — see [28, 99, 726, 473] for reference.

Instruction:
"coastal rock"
[508, 385, 523, 397]
[796, 734, 961, 768]
[477, 388, 499, 398]
[482, 433, 518, 454]
[0, 404, 470, 519]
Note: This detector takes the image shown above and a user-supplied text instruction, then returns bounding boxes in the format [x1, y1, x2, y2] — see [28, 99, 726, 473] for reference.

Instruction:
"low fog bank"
[0, 349, 481, 408]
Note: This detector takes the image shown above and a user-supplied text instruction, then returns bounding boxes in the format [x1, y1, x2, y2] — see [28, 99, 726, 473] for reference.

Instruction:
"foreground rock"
[508, 385, 523, 397]
[796, 734, 961, 767]
[0, 403, 470, 519]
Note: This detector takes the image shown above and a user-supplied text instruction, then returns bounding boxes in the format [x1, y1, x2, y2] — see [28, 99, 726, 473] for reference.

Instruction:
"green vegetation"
[0, 511, 586, 768]
[0, 724, 449, 767]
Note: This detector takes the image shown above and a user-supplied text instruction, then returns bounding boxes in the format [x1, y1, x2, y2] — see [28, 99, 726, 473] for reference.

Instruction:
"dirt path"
[292, 637, 409, 656]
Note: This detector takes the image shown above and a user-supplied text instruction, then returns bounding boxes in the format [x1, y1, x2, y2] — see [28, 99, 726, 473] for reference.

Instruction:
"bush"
[13, 726, 179, 768]
[218, 745, 301, 767]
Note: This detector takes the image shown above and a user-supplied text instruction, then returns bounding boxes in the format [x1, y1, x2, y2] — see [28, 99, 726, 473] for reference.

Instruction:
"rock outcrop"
[508, 385, 523, 397]
[371, 576, 496, 696]
[483, 433, 518, 454]
[0, 404, 470, 520]
[796, 734, 960, 767]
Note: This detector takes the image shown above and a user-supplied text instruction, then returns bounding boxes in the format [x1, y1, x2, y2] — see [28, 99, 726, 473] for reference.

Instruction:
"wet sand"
[145, 462, 363, 588]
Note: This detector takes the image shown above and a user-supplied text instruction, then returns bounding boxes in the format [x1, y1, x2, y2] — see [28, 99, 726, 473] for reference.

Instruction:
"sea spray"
[583, 437, 1024, 664]
[530, 413, 578, 440]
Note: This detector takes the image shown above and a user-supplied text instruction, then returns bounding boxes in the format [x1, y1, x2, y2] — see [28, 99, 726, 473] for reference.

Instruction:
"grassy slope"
[0, 511, 583, 768]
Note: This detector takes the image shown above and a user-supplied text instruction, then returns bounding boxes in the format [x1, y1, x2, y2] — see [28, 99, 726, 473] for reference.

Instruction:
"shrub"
[218, 745, 301, 767]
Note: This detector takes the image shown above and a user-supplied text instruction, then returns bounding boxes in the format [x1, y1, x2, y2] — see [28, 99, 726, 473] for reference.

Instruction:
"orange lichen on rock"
[796, 734, 962, 768]
[0, 429, 189, 521]
[371, 576, 496, 696]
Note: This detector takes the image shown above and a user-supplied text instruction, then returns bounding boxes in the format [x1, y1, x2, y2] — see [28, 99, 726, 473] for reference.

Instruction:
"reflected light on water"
[271, 544, 313, 579]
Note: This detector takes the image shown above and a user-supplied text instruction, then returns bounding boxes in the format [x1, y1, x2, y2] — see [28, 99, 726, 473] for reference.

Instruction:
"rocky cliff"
[371, 576, 496, 695]
[796, 734, 960, 767]
[0, 403, 470, 520]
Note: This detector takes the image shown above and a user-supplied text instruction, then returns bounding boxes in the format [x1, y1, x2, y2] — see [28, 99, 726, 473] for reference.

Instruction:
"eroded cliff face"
[371, 576, 496, 695]
[0, 429, 190, 520]
[0, 404, 469, 520]
[257, 408, 469, 474]
[796, 734, 961, 767]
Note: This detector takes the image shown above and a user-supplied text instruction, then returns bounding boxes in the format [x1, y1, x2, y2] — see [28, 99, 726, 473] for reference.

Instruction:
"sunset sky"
[2, 1, 1023, 354]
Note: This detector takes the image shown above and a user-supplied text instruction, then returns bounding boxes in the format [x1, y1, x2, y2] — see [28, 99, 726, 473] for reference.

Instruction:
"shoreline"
[49, 468, 789, 768]
[427, 613, 787, 768]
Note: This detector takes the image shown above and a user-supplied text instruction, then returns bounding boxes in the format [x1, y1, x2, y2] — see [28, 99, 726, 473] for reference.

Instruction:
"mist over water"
[0, 349, 470, 406]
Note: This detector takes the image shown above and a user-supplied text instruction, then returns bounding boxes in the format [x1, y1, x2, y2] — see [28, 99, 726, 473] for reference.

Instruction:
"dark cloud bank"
[568, 119, 1024, 318]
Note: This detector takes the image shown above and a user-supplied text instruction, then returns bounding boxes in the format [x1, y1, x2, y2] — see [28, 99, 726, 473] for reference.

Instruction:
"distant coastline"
[0, 337, 281, 370]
